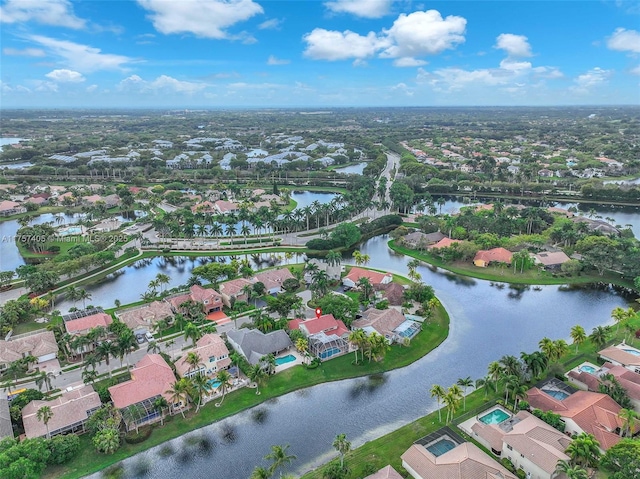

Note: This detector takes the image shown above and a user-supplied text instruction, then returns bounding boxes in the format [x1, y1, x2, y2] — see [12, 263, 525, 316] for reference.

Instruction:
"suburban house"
[214, 199, 239, 214]
[218, 277, 254, 307]
[169, 285, 224, 314]
[567, 362, 640, 411]
[0, 397, 12, 440]
[191, 201, 216, 214]
[254, 268, 295, 295]
[342, 267, 392, 288]
[108, 354, 178, 430]
[402, 441, 517, 479]
[526, 388, 624, 451]
[533, 251, 571, 270]
[473, 247, 513, 267]
[363, 465, 403, 479]
[303, 258, 342, 282]
[227, 329, 293, 366]
[467, 410, 570, 479]
[22, 385, 101, 439]
[0, 331, 59, 371]
[116, 301, 174, 334]
[0, 200, 26, 216]
[428, 237, 462, 250]
[25, 196, 48, 206]
[289, 314, 350, 360]
[352, 308, 418, 343]
[175, 334, 231, 379]
[598, 345, 640, 374]
[64, 311, 113, 336]
[374, 282, 405, 305]
[403, 231, 445, 250]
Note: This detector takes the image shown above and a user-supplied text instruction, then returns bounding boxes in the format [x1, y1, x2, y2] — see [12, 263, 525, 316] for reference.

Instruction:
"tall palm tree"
[166, 378, 191, 419]
[611, 306, 629, 333]
[265, 444, 297, 477]
[475, 376, 497, 399]
[555, 460, 589, 479]
[332, 433, 351, 468]
[153, 397, 169, 426]
[565, 432, 601, 470]
[214, 370, 233, 407]
[456, 376, 473, 411]
[190, 373, 212, 413]
[539, 337, 556, 362]
[184, 351, 203, 375]
[488, 361, 504, 383]
[570, 325, 587, 353]
[430, 384, 446, 422]
[248, 363, 267, 395]
[443, 386, 462, 424]
[589, 326, 610, 350]
[183, 321, 202, 347]
[155, 273, 170, 293]
[35, 371, 55, 393]
[37, 405, 54, 439]
[77, 289, 92, 309]
[348, 329, 366, 365]
[618, 408, 639, 437]
[250, 467, 271, 479]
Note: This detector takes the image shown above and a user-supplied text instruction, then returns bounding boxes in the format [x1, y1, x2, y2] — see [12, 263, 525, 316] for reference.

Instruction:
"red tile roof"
[190, 284, 223, 304]
[219, 277, 253, 297]
[175, 334, 231, 377]
[295, 314, 349, 337]
[344, 267, 392, 285]
[254, 268, 294, 291]
[64, 312, 113, 335]
[428, 237, 462, 250]
[474, 247, 513, 265]
[108, 354, 176, 409]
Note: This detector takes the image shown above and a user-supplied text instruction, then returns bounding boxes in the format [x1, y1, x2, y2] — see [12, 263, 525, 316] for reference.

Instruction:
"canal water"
[334, 162, 367, 175]
[84, 234, 631, 479]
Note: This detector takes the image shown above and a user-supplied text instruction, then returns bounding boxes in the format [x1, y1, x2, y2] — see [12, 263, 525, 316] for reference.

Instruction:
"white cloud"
[137, 0, 263, 39]
[532, 66, 564, 79]
[571, 67, 612, 93]
[303, 9, 466, 65]
[630, 65, 640, 76]
[3, 47, 46, 57]
[303, 28, 384, 61]
[258, 18, 282, 30]
[499, 59, 532, 71]
[0, 0, 86, 29]
[45, 69, 85, 83]
[118, 74, 206, 94]
[495, 33, 532, 57]
[29, 35, 135, 72]
[86, 84, 98, 93]
[267, 55, 290, 65]
[391, 82, 414, 96]
[394, 57, 427, 67]
[324, 0, 392, 18]
[607, 28, 640, 54]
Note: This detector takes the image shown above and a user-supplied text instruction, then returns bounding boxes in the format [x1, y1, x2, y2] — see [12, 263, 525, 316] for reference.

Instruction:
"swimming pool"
[319, 347, 342, 359]
[623, 349, 640, 356]
[397, 321, 420, 338]
[478, 408, 510, 425]
[57, 226, 82, 236]
[542, 389, 569, 400]
[579, 365, 597, 374]
[207, 380, 221, 389]
[275, 354, 296, 366]
[426, 438, 456, 457]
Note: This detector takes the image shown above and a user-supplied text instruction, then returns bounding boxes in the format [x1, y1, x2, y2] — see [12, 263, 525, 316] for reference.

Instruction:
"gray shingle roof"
[227, 329, 292, 365]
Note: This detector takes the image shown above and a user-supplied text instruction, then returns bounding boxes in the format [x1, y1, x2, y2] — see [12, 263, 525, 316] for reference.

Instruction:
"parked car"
[136, 333, 145, 344]
[145, 332, 154, 341]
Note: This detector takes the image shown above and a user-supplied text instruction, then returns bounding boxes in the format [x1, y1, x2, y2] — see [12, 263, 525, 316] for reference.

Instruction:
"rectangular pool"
[275, 354, 296, 366]
[542, 389, 570, 400]
[478, 408, 510, 425]
[426, 438, 456, 457]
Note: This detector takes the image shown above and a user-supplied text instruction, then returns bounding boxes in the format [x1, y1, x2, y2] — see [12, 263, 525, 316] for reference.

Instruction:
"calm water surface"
[85, 234, 631, 479]
[334, 162, 367, 175]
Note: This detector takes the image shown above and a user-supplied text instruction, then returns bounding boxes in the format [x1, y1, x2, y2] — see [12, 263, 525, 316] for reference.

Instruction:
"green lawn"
[46, 304, 449, 479]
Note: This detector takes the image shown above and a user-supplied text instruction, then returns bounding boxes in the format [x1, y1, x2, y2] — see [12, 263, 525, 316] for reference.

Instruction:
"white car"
[145, 332, 154, 341]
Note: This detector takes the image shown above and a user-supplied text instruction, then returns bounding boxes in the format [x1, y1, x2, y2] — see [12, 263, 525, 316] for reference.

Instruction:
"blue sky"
[1, 0, 639, 108]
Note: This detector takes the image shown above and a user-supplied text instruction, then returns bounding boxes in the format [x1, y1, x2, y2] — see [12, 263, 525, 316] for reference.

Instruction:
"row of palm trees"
[347, 329, 391, 364]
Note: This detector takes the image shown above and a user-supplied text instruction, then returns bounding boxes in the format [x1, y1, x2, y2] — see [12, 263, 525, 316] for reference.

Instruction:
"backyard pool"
[397, 321, 420, 338]
[542, 389, 570, 400]
[426, 438, 456, 457]
[478, 408, 510, 425]
[579, 365, 597, 374]
[275, 354, 296, 366]
[208, 380, 221, 390]
[57, 226, 83, 236]
[623, 348, 640, 356]
[319, 347, 341, 360]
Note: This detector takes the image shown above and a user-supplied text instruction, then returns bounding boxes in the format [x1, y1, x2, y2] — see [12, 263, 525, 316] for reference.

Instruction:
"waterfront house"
[214, 199, 239, 214]
[427, 237, 462, 250]
[598, 344, 640, 374]
[0, 200, 26, 216]
[352, 308, 417, 343]
[473, 248, 513, 267]
[218, 277, 254, 307]
[342, 267, 392, 288]
[116, 301, 174, 334]
[22, 385, 101, 439]
[303, 258, 342, 282]
[289, 314, 350, 360]
[254, 268, 295, 295]
[175, 333, 231, 379]
[169, 285, 224, 315]
[567, 362, 640, 412]
[227, 329, 292, 366]
[64, 311, 113, 337]
[363, 465, 403, 479]
[403, 231, 445, 249]
[533, 251, 571, 270]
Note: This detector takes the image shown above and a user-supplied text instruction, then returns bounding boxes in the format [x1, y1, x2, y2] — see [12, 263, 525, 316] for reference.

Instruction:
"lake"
[334, 162, 367, 175]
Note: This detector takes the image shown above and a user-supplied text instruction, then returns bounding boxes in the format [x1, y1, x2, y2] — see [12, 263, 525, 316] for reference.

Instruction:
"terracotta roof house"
[64, 312, 113, 336]
[402, 441, 517, 479]
[598, 345, 640, 373]
[102, 194, 121, 207]
[289, 314, 350, 360]
[0, 331, 58, 370]
[363, 465, 403, 479]
[227, 329, 292, 365]
[342, 267, 392, 288]
[534, 251, 571, 270]
[108, 354, 177, 430]
[568, 361, 640, 411]
[352, 308, 411, 343]
[468, 410, 570, 479]
[175, 334, 231, 378]
[214, 199, 239, 214]
[254, 267, 294, 295]
[374, 282, 405, 306]
[22, 385, 101, 439]
[168, 285, 223, 314]
[25, 196, 48, 206]
[83, 194, 103, 205]
[191, 201, 217, 214]
[473, 248, 513, 267]
[526, 388, 623, 451]
[218, 277, 254, 307]
[116, 301, 173, 332]
[0, 200, 26, 216]
[428, 237, 462, 250]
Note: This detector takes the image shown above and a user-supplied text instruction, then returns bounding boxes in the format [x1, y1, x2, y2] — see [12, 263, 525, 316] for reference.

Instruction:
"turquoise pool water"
[208, 380, 221, 389]
[542, 389, 569, 400]
[275, 354, 296, 366]
[58, 226, 82, 236]
[426, 439, 456, 457]
[580, 365, 597, 374]
[319, 347, 341, 359]
[478, 409, 510, 425]
[623, 349, 640, 356]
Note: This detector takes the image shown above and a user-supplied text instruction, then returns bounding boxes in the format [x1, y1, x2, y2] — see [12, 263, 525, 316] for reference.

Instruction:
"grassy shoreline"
[46, 300, 450, 478]
[388, 240, 636, 289]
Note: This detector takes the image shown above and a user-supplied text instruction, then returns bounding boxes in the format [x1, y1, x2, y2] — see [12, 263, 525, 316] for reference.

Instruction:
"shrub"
[501, 458, 516, 472]
[47, 434, 80, 464]
[124, 426, 153, 444]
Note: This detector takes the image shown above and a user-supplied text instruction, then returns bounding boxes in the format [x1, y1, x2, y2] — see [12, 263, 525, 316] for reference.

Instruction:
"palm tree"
[147, 340, 161, 354]
[570, 325, 587, 353]
[565, 432, 601, 470]
[456, 376, 473, 411]
[475, 376, 497, 399]
[295, 338, 308, 364]
[539, 337, 556, 361]
[618, 408, 639, 437]
[35, 371, 55, 392]
[153, 397, 169, 426]
[77, 289, 92, 309]
[183, 321, 202, 347]
[190, 373, 212, 413]
[155, 273, 170, 293]
[488, 361, 504, 383]
[166, 378, 191, 419]
[348, 329, 366, 365]
[96, 340, 116, 377]
[248, 363, 267, 395]
[66, 285, 82, 307]
[443, 387, 462, 424]
[265, 444, 297, 477]
[611, 306, 630, 333]
[37, 405, 54, 439]
[430, 384, 446, 422]
[250, 467, 272, 479]
[332, 433, 351, 468]
[589, 326, 610, 350]
[214, 369, 233, 407]
[555, 459, 589, 479]
[184, 351, 203, 375]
